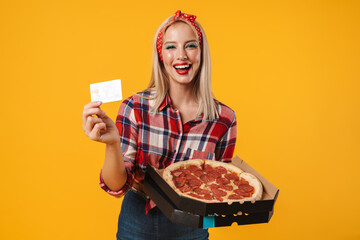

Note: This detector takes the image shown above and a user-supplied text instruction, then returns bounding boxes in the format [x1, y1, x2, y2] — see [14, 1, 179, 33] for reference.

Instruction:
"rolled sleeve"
[99, 168, 134, 197]
[99, 96, 139, 197]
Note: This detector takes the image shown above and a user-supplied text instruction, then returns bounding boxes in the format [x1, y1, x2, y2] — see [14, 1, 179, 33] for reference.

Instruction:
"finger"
[82, 101, 103, 128]
[83, 107, 106, 118]
[84, 116, 104, 133]
[83, 101, 102, 110]
[89, 122, 106, 141]
[82, 108, 106, 129]
[88, 123, 101, 141]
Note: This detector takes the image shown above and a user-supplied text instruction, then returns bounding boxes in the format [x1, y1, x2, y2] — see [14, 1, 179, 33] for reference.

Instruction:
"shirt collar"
[192, 113, 204, 123]
[158, 93, 204, 123]
[158, 93, 172, 112]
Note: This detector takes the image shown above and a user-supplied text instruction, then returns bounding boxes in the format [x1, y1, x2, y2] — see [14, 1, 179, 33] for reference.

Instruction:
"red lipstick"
[173, 63, 192, 75]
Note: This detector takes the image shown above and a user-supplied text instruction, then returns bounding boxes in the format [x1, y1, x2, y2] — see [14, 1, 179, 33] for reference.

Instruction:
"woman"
[82, 10, 237, 240]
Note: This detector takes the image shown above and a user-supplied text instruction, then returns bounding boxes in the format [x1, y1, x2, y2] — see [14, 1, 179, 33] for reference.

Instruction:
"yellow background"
[1, 0, 359, 239]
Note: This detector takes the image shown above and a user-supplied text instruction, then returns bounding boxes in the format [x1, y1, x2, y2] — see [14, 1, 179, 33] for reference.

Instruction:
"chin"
[170, 71, 196, 84]
[171, 76, 194, 85]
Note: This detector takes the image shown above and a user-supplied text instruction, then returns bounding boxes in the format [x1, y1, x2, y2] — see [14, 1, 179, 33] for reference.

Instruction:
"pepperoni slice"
[238, 183, 254, 193]
[174, 176, 186, 188]
[187, 165, 201, 172]
[208, 171, 221, 179]
[203, 194, 213, 200]
[228, 194, 244, 200]
[185, 174, 197, 180]
[200, 174, 210, 183]
[188, 178, 202, 188]
[240, 178, 249, 184]
[209, 183, 220, 191]
[215, 166, 227, 174]
[219, 184, 233, 191]
[212, 188, 227, 197]
[193, 188, 211, 195]
[194, 170, 203, 177]
[233, 180, 240, 186]
[179, 184, 191, 193]
[233, 175, 240, 181]
[193, 188, 203, 194]
[234, 188, 251, 197]
[203, 164, 213, 173]
[216, 177, 230, 185]
[207, 175, 216, 182]
[224, 173, 239, 181]
[234, 179, 249, 186]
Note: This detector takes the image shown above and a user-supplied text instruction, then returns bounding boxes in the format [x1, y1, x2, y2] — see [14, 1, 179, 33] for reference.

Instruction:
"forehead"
[163, 21, 198, 42]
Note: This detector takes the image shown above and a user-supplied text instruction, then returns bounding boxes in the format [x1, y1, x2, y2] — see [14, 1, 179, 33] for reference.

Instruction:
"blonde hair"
[146, 16, 219, 121]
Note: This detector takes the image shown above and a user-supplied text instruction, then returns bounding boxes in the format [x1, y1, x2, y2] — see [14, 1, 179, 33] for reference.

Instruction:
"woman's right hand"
[82, 101, 120, 144]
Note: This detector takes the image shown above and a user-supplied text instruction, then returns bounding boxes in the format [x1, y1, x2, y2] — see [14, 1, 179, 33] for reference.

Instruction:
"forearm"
[101, 140, 128, 192]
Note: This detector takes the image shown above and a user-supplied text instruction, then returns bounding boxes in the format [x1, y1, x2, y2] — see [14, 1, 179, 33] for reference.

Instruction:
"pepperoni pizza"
[163, 159, 263, 203]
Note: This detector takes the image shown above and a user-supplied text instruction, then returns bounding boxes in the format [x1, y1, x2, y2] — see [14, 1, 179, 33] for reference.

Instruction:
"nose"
[177, 47, 188, 60]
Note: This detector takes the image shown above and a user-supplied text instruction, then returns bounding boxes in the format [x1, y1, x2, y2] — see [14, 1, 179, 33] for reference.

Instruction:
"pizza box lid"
[144, 173, 275, 229]
[145, 156, 279, 216]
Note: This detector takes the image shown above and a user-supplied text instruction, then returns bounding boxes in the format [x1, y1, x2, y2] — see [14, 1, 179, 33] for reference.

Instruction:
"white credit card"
[90, 79, 123, 103]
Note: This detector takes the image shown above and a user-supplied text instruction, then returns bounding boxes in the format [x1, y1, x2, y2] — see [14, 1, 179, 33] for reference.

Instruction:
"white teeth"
[174, 65, 190, 69]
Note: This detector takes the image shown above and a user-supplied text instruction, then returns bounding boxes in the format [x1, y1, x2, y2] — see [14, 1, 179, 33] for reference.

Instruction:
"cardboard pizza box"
[145, 156, 279, 216]
[144, 173, 274, 229]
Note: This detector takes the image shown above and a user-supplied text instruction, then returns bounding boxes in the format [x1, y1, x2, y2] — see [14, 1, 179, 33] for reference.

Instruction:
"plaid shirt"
[100, 90, 237, 208]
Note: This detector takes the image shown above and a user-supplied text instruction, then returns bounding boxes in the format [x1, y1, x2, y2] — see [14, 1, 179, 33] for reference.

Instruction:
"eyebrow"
[163, 40, 198, 45]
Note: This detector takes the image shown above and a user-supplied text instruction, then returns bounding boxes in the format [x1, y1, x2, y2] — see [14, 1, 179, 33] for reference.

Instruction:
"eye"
[165, 45, 176, 50]
[186, 43, 198, 48]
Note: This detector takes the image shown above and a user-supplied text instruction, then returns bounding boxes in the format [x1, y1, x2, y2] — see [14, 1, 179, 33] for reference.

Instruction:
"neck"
[168, 81, 198, 109]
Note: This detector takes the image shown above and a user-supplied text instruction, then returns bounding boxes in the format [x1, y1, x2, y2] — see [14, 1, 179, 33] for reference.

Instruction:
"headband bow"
[173, 10, 197, 22]
[156, 10, 203, 62]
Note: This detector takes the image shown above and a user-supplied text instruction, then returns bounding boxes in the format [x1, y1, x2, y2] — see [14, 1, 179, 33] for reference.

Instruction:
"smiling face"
[162, 21, 201, 87]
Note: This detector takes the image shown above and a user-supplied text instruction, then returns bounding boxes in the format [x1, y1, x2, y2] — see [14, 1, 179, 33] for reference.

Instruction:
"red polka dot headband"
[156, 10, 203, 62]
